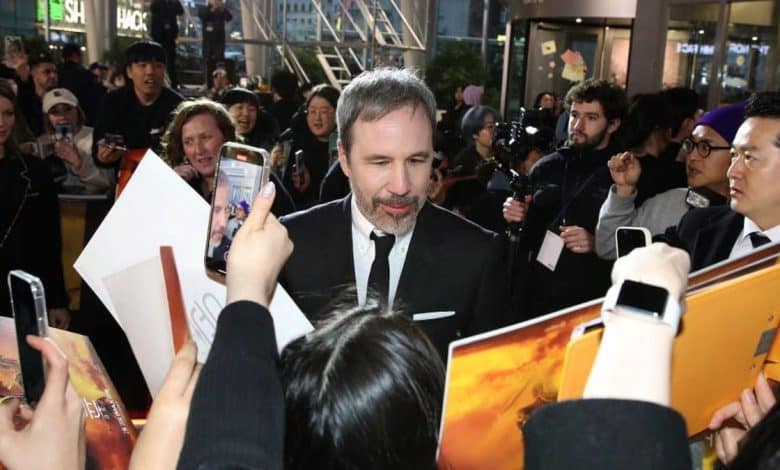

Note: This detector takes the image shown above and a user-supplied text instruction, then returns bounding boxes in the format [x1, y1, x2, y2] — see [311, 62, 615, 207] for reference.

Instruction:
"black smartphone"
[615, 226, 651, 258]
[101, 133, 127, 151]
[205, 142, 270, 278]
[8, 270, 49, 405]
[293, 149, 306, 181]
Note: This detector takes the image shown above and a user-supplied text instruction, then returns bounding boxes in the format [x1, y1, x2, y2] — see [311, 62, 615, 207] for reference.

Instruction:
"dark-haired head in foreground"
[280, 302, 445, 470]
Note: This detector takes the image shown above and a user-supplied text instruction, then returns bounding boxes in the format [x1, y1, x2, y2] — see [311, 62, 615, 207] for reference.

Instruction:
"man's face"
[306, 96, 336, 141]
[339, 105, 433, 235]
[214, 74, 229, 90]
[126, 60, 166, 99]
[32, 62, 57, 93]
[228, 102, 257, 136]
[210, 183, 230, 246]
[728, 117, 780, 229]
[567, 100, 617, 150]
[474, 113, 495, 150]
[684, 125, 731, 195]
[182, 113, 224, 178]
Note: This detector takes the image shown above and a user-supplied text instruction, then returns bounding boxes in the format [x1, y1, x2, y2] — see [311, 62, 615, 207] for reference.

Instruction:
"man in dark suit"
[667, 91, 780, 270]
[279, 68, 508, 359]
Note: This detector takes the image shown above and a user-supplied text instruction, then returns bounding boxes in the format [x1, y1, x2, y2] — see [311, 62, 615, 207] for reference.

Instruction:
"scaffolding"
[239, 0, 430, 89]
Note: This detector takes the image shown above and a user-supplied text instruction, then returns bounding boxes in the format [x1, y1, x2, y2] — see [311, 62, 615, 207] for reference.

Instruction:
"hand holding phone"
[8, 271, 49, 406]
[205, 142, 270, 279]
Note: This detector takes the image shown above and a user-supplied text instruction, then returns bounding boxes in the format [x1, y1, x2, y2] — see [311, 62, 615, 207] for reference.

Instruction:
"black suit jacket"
[664, 206, 743, 271]
[279, 196, 509, 359]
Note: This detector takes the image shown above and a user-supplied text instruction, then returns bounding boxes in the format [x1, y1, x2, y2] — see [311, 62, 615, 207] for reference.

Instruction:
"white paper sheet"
[74, 151, 313, 393]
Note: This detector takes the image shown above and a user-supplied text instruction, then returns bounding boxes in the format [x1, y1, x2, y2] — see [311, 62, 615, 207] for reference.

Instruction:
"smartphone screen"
[205, 143, 270, 275]
[616, 280, 668, 316]
[55, 123, 73, 141]
[616, 227, 650, 258]
[8, 272, 48, 405]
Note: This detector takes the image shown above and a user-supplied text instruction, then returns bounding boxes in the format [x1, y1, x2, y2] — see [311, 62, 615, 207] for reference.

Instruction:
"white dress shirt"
[351, 196, 414, 309]
[729, 217, 780, 259]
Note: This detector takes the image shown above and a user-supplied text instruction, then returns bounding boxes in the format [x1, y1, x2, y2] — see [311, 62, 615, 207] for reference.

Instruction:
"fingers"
[709, 401, 742, 429]
[740, 388, 766, 427]
[27, 336, 70, 399]
[715, 427, 744, 465]
[0, 397, 20, 434]
[158, 342, 199, 400]
[755, 372, 777, 413]
[242, 182, 276, 232]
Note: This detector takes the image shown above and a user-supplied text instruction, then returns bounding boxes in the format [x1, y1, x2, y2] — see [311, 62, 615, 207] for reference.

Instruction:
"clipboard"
[558, 262, 780, 435]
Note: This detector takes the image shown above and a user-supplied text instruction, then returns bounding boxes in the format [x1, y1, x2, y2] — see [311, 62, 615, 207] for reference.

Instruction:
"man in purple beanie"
[594, 100, 745, 260]
[664, 92, 780, 270]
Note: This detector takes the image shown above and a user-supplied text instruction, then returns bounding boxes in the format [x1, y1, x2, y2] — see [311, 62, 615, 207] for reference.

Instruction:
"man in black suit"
[279, 68, 508, 359]
[667, 91, 780, 270]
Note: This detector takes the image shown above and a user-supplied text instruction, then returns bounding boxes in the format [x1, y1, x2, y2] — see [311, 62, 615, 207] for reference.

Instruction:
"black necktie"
[749, 232, 771, 248]
[368, 232, 395, 307]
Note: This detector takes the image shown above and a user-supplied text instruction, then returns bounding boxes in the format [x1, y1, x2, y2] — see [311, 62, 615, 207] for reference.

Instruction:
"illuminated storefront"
[502, 0, 780, 116]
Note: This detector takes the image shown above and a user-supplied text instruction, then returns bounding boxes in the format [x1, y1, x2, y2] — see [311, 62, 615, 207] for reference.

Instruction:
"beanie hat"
[695, 101, 746, 144]
[222, 88, 259, 109]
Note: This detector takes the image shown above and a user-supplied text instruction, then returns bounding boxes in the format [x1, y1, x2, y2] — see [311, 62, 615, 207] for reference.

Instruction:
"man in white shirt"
[667, 91, 780, 270]
[278, 68, 509, 359]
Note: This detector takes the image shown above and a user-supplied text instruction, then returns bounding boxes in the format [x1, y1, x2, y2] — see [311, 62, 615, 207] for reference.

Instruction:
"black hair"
[28, 51, 55, 68]
[461, 105, 499, 143]
[280, 303, 444, 470]
[61, 43, 81, 60]
[744, 91, 780, 119]
[222, 87, 260, 109]
[533, 91, 556, 108]
[124, 40, 166, 66]
[721, 402, 780, 470]
[270, 70, 299, 100]
[564, 78, 628, 123]
[306, 84, 340, 110]
[659, 87, 699, 135]
[621, 92, 674, 150]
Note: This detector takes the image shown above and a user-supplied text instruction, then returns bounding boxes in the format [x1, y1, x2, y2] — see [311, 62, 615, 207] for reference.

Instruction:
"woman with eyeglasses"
[39, 88, 114, 193]
[277, 84, 340, 209]
[594, 101, 746, 260]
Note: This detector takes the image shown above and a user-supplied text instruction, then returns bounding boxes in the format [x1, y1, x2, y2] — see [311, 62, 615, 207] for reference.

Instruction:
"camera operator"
[503, 79, 628, 319]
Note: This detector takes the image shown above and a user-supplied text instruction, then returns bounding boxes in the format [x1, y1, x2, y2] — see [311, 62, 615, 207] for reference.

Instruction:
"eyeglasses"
[49, 104, 74, 116]
[729, 150, 763, 171]
[307, 107, 334, 118]
[681, 137, 731, 158]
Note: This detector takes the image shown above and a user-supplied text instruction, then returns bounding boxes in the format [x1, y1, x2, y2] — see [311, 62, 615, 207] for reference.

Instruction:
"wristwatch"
[602, 279, 682, 334]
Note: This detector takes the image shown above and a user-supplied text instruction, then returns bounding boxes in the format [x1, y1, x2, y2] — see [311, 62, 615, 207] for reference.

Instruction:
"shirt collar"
[739, 216, 780, 243]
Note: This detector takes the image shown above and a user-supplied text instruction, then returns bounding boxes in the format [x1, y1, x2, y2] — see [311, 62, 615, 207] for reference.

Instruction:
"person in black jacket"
[93, 41, 183, 168]
[503, 78, 628, 319]
[198, 0, 232, 87]
[57, 43, 100, 126]
[0, 81, 69, 328]
[150, 0, 183, 89]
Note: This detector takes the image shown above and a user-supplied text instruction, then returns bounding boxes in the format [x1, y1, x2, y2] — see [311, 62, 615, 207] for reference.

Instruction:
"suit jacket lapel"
[694, 210, 743, 268]
[1, 157, 31, 237]
[396, 202, 437, 315]
[325, 195, 357, 304]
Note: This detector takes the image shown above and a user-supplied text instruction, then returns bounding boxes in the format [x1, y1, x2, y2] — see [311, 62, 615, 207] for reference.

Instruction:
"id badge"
[536, 230, 564, 271]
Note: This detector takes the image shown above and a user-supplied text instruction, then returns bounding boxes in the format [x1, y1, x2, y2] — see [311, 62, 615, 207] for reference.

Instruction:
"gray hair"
[337, 67, 437, 157]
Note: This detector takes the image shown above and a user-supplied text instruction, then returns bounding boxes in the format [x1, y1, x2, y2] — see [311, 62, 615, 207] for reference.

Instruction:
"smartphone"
[101, 133, 127, 152]
[205, 142, 270, 278]
[7, 270, 49, 405]
[615, 226, 651, 258]
[54, 123, 73, 141]
[293, 149, 306, 181]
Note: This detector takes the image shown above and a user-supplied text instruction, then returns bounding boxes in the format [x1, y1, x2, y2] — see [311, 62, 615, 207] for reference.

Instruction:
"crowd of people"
[0, 32, 779, 469]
